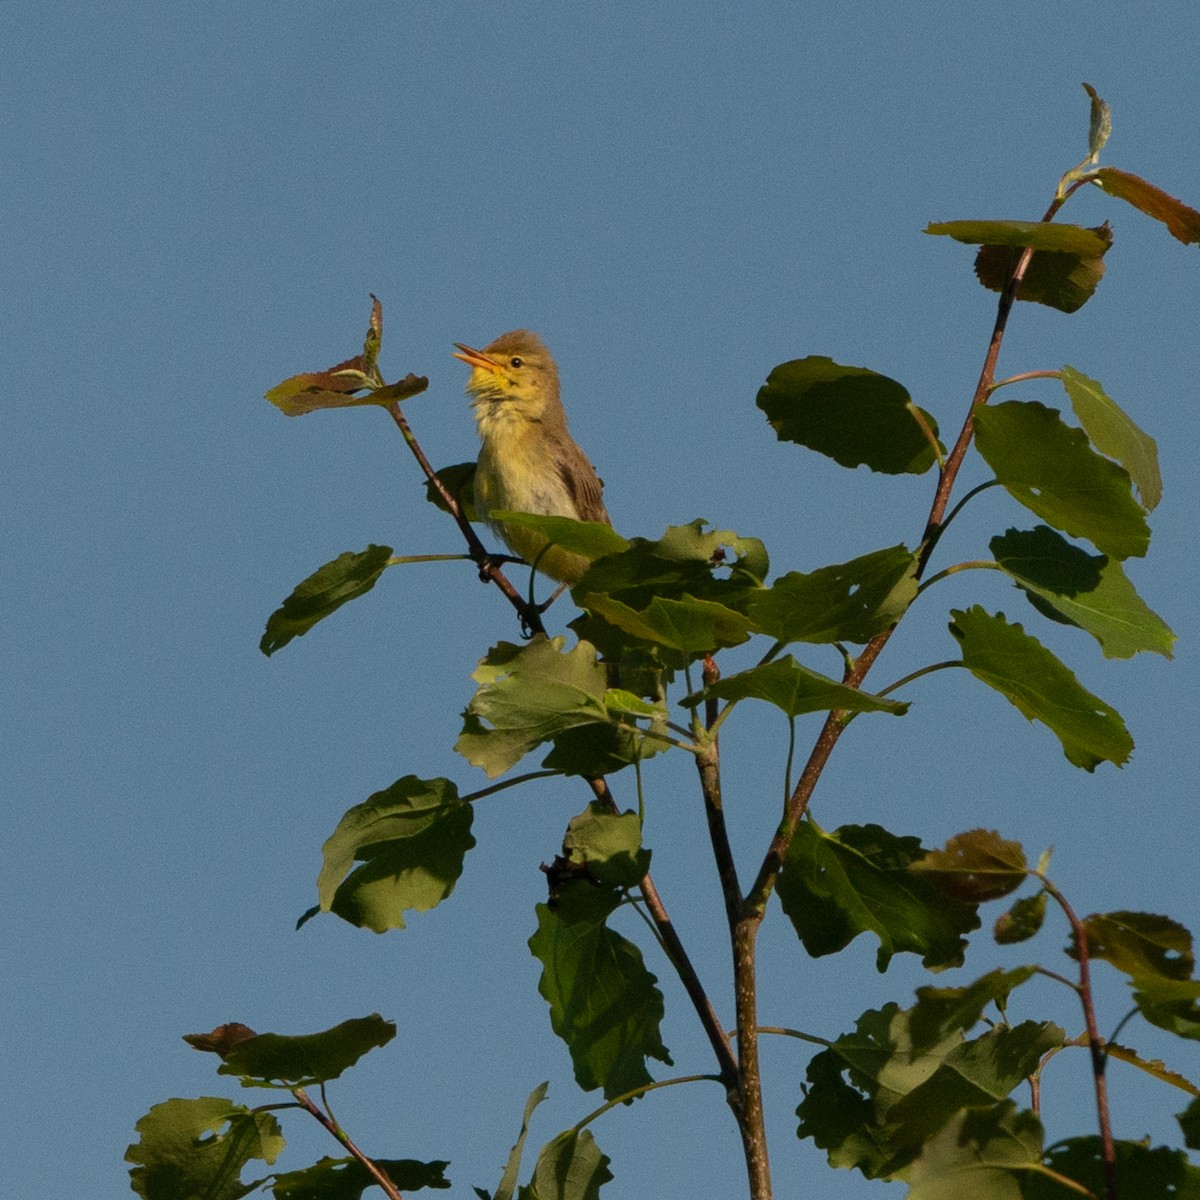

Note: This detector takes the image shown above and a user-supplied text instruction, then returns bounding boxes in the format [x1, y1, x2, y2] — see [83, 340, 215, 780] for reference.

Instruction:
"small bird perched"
[453, 330, 610, 586]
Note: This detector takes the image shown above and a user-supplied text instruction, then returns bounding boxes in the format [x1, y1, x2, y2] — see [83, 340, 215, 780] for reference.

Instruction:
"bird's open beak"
[452, 343, 501, 374]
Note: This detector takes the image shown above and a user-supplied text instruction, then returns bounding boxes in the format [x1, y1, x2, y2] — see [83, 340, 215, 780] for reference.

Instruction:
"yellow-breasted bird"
[453, 330, 610, 586]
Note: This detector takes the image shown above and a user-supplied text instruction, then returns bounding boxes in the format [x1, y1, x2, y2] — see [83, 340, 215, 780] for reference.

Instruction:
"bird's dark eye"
[510, 356, 524, 368]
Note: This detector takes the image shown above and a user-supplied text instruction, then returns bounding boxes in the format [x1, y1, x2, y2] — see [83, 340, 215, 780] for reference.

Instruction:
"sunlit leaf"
[455, 638, 615, 778]
[529, 903, 671, 1099]
[314, 776, 475, 933]
[265, 366, 427, 416]
[580, 592, 758, 655]
[747, 545, 919, 644]
[211, 1015, 396, 1086]
[991, 526, 1173, 659]
[562, 802, 650, 890]
[948, 607, 1133, 770]
[1060, 365, 1162, 510]
[910, 829, 1028, 903]
[1102, 1044, 1199, 1097]
[974, 401, 1149, 560]
[126, 1097, 284, 1200]
[777, 821, 978, 971]
[757, 357, 939, 474]
[928, 220, 1112, 313]
[261, 546, 394, 656]
[1092, 167, 1200, 246]
[686, 656, 907, 718]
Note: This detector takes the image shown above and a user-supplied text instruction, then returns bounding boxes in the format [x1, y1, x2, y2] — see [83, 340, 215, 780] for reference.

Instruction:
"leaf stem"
[1040, 875, 1119, 1199]
[917, 561, 1002, 594]
[873, 660, 964, 700]
[989, 369, 1063, 391]
[569, 1074, 725, 1133]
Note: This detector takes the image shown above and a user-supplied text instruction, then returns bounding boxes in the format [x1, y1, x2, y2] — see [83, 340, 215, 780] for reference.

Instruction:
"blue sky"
[4, 4, 1199, 1197]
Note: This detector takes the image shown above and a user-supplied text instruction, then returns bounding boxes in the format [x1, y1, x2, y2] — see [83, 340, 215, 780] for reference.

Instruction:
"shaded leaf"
[1060, 365, 1162, 511]
[424, 461, 479, 520]
[529, 903, 671, 1099]
[991, 526, 1173, 660]
[1072, 910, 1194, 982]
[538, 720, 667, 779]
[948, 607, 1133, 770]
[184, 1023, 258, 1058]
[1083, 82, 1112, 159]
[1030, 1138, 1200, 1199]
[580, 592, 758, 654]
[910, 829, 1027, 903]
[904, 1103, 1045, 1199]
[1180, 1097, 1200, 1151]
[777, 821, 979, 971]
[994, 893, 1047, 945]
[757, 357, 939, 474]
[907, 968, 1039, 1050]
[126, 1097, 283, 1200]
[1092, 166, 1200, 246]
[1133, 978, 1200, 1041]
[1102, 1044, 1199, 1097]
[315, 776, 475, 934]
[215, 1015, 395, 1086]
[525, 1129, 613, 1200]
[686, 655, 907, 718]
[261, 546, 394, 656]
[928, 220, 1112, 313]
[456, 638, 615, 778]
[974, 401, 1149, 560]
[562, 803, 650, 889]
[747, 545, 919, 644]
[493, 1082, 550, 1200]
[271, 1156, 451, 1199]
[797, 1000, 1060, 1180]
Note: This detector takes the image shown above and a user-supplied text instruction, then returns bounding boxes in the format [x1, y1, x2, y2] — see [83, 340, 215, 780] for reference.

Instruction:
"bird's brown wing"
[554, 433, 611, 525]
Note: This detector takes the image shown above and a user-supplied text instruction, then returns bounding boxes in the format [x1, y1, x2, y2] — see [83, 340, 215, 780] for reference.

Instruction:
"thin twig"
[292, 1086, 404, 1200]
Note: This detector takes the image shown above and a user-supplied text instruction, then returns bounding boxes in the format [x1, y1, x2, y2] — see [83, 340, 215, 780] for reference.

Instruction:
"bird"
[453, 330, 610, 586]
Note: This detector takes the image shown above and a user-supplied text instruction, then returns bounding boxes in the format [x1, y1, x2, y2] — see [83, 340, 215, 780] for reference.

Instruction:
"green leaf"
[1060, 365, 1162, 511]
[525, 1129, 613, 1200]
[314, 776, 475, 934]
[904, 1103, 1045, 1199]
[210, 1015, 395, 1086]
[538, 720, 667, 778]
[686, 656, 908, 718]
[1133, 978, 1200, 1040]
[265, 364, 428, 416]
[974, 401, 1150, 560]
[907, 968, 1039, 1050]
[563, 803, 650, 889]
[1082, 82, 1112, 159]
[777, 821, 979, 971]
[529, 903, 671, 1098]
[948, 607, 1133, 770]
[261, 546, 395, 656]
[991, 526, 1173, 660]
[425, 461, 479, 521]
[491, 512, 631, 563]
[994, 893, 1047, 945]
[756, 357, 939, 474]
[1180, 1097, 1200, 1151]
[926, 220, 1111, 256]
[126, 1097, 284, 1200]
[797, 999, 1060, 1180]
[928, 220, 1113, 313]
[271, 1156, 451, 1199]
[747, 546, 919, 645]
[1102, 1044, 1200, 1097]
[1092, 166, 1200, 246]
[910, 829, 1028, 903]
[1031, 1138, 1200, 1199]
[1073, 910, 1194, 982]
[494, 1083, 550, 1200]
[580, 592, 758, 654]
[456, 638, 628, 778]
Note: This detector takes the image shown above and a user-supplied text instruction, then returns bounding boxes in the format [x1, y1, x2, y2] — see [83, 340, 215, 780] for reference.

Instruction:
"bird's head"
[453, 330, 561, 425]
